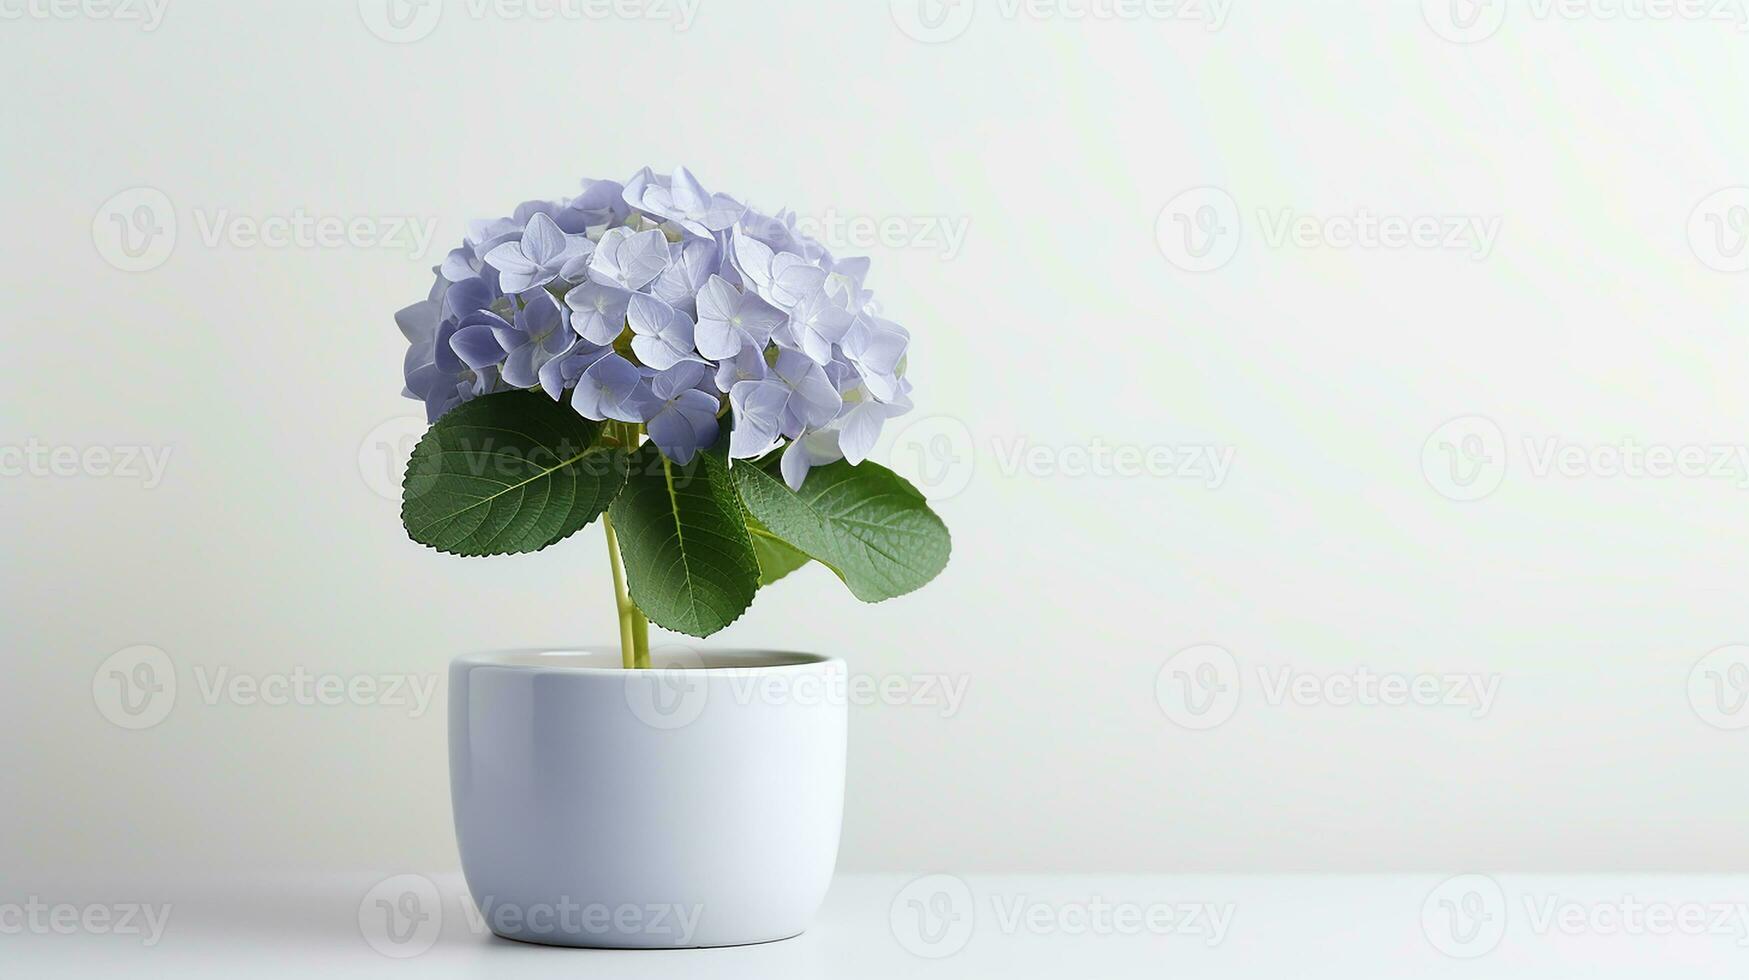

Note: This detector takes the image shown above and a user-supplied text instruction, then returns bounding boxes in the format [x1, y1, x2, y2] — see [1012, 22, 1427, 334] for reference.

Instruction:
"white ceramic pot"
[448, 648, 847, 948]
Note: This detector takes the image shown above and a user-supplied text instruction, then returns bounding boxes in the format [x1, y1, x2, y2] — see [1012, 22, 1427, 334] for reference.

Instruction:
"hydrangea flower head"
[397, 166, 916, 487]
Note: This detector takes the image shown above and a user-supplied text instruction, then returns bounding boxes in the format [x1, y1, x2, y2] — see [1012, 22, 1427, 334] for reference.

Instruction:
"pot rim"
[452, 647, 842, 675]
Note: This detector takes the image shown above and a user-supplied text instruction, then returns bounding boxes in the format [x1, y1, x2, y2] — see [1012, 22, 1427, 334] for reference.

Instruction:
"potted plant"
[393, 167, 951, 948]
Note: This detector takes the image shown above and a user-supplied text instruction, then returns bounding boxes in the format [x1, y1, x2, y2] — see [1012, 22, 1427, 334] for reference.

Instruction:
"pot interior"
[456, 648, 833, 672]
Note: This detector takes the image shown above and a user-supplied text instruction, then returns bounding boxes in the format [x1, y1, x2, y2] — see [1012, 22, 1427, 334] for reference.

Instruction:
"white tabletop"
[4, 871, 1746, 977]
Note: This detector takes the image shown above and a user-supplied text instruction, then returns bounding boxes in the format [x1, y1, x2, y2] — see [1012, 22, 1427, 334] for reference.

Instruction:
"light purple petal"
[520, 212, 566, 266]
[440, 247, 480, 283]
[396, 297, 441, 345]
[731, 229, 827, 311]
[517, 291, 566, 342]
[627, 294, 696, 370]
[647, 389, 721, 465]
[650, 238, 719, 313]
[572, 178, 628, 226]
[773, 350, 842, 435]
[558, 251, 594, 283]
[734, 291, 785, 348]
[499, 343, 541, 389]
[573, 353, 643, 422]
[589, 227, 671, 291]
[696, 273, 784, 359]
[621, 167, 663, 214]
[781, 428, 842, 490]
[489, 321, 522, 353]
[443, 276, 496, 320]
[694, 313, 743, 361]
[466, 216, 521, 252]
[484, 239, 538, 277]
[565, 280, 632, 345]
[844, 314, 910, 400]
[433, 320, 463, 375]
[837, 399, 900, 466]
[668, 166, 710, 213]
[728, 380, 789, 459]
[538, 339, 578, 399]
[652, 361, 711, 400]
[714, 346, 768, 393]
[539, 341, 611, 399]
[449, 324, 506, 371]
[697, 193, 745, 233]
[790, 287, 854, 365]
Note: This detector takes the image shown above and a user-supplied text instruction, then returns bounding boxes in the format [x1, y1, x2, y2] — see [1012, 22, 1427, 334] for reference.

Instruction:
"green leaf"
[401, 390, 628, 557]
[747, 515, 812, 586]
[731, 457, 951, 602]
[608, 443, 761, 638]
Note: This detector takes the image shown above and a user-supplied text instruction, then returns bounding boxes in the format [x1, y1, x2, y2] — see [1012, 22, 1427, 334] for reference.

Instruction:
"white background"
[4, 0, 1749, 885]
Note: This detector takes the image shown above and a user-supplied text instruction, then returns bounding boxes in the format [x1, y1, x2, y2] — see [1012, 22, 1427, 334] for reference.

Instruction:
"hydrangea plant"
[395, 167, 951, 668]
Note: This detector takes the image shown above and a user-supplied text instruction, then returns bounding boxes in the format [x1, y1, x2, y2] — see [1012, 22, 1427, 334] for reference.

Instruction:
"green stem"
[603, 421, 651, 670]
[631, 606, 651, 669]
[603, 511, 638, 670]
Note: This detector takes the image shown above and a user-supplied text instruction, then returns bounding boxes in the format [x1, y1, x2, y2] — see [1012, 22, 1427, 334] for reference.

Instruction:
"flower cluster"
[397, 167, 913, 488]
